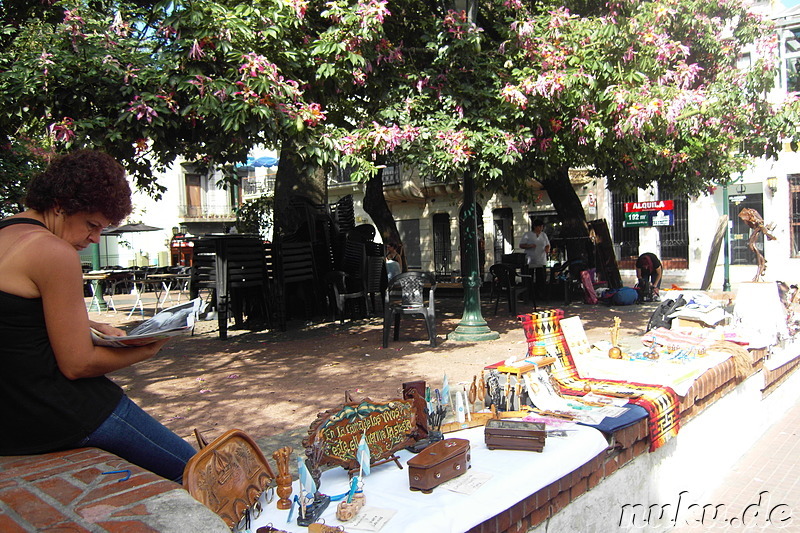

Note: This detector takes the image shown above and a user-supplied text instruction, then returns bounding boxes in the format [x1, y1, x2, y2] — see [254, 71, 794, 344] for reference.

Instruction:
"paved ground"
[92, 289, 660, 451]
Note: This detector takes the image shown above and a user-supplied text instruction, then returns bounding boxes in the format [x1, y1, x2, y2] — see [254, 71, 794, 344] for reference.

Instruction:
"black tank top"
[0, 218, 122, 454]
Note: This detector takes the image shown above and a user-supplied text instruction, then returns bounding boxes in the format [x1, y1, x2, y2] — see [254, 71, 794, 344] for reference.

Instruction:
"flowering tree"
[0, 0, 394, 235]
[3, 0, 799, 254]
[333, 0, 800, 261]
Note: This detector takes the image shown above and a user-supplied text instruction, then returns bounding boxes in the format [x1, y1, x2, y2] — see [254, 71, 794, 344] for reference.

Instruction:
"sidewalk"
[679, 399, 800, 531]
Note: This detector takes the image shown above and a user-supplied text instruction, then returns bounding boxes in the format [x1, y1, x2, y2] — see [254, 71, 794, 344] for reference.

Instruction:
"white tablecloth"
[249, 424, 608, 533]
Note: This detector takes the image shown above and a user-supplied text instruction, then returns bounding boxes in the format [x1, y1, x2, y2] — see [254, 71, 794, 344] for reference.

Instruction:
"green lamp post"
[722, 159, 745, 292]
[448, 167, 499, 341]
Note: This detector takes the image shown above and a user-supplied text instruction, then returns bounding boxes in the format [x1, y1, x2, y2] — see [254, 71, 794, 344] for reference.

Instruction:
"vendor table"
[248, 424, 608, 533]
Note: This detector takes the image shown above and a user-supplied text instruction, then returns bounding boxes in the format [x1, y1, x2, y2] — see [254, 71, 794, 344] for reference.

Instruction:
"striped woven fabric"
[518, 310, 680, 451]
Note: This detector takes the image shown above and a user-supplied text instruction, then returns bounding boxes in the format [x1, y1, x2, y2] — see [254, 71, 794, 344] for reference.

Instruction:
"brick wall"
[0, 448, 227, 532]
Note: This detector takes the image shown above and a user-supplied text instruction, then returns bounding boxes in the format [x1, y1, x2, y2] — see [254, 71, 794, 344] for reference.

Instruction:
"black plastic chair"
[489, 263, 532, 316]
[382, 271, 437, 347]
[325, 270, 368, 323]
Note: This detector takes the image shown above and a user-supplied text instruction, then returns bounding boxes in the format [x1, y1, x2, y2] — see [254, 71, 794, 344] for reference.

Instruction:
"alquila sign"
[623, 200, 674, 228]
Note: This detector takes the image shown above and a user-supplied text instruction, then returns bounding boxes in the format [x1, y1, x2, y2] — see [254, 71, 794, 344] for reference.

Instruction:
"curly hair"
[25, 150, 133, 225]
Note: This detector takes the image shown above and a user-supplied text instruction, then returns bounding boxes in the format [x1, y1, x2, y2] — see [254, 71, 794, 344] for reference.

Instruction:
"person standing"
[520, 218, 550, 300]
[0, 149, 196, 482]
[385, 241, 402, 281]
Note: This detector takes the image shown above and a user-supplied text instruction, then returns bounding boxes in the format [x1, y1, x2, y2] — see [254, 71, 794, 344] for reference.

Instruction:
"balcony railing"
[179, 204, 237, 219]
[242, 175, 275, 196]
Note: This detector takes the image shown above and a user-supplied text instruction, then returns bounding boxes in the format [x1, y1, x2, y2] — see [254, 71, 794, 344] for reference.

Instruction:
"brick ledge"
[0, 447, 228, 533]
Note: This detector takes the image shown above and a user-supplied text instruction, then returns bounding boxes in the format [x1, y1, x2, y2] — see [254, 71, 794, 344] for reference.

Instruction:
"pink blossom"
[511, 20, 537, 39]
[623, 46, 636, 63]
[157, 25, 178, 40]
[123, 64, 140, 84]
[504, 133, 530, 155]
[443, 10, 470, 39]
[189, 40, 205, 60]
[548, 7, 574, 31]
[239, 53, 270, 77]
[187, 75, 212, 97]
[233, 82, 259, 102]
[289, 0, 308, 19]
[353, 69, 367, 86]
[63, 9, 86, 42]
[63, 10, 84, 25]
[436, 129, 473, 164]
[300, 102, 326, 126]
[110, 11, 130, 36]
[155, 93, 179, 113]
[49, 118, 75, 143]
[501, 84, 528, 109]
[537, 138, 552, 151]
[39, 51, 54, 76]
[127, 96, 158, 123]
[376, 40, 404, 65]
[356, 0, 390, 29]
[102, 55, 120, 68]
[530, 72, 566, 98]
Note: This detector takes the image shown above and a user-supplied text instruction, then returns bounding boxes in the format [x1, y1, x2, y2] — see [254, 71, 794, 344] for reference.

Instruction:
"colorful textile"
[518, 310, 681, 451]
[641, 327, 716, 355]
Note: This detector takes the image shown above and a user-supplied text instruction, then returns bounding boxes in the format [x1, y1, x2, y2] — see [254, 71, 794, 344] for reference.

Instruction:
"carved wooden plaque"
[305, 399, 417, 472]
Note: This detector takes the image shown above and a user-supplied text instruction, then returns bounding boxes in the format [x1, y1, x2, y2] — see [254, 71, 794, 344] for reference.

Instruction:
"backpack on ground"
[646, 295, 687, 331]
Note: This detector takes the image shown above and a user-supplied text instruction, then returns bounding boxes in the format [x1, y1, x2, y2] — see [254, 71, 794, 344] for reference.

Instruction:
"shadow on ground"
[99, 293, 660, 463]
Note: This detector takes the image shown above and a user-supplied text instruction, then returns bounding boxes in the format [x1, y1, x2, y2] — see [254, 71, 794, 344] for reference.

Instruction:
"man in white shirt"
[520, 218, 550, 301]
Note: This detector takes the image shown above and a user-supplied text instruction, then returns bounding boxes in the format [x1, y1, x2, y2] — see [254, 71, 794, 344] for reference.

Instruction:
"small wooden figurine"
[272, 446, 293, 510]
[608, 316, 623, 359]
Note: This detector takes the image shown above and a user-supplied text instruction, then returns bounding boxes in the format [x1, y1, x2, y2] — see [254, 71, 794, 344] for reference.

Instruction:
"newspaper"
[91, 298, 203, 348]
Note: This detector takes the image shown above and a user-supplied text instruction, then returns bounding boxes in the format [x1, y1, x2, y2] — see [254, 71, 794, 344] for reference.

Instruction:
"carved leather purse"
[183, 429, 276, 528]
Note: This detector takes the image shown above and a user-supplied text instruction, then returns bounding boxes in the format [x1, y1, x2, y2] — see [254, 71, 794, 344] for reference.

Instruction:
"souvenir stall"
[181, 280, 800, 533]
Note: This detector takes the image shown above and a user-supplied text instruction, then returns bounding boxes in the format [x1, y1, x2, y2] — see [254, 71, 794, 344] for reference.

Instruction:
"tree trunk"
[273, 138, 327, 242]
[541, 166, 591, 265]
[363, 168, 406, 270]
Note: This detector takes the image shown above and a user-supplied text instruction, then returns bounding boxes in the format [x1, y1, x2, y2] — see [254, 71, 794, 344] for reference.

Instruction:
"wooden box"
[407, 438, 470, 493]
[484, 419, 546, 452]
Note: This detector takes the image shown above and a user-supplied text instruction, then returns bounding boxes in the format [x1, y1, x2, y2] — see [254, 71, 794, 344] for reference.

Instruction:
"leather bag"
[183, 429, 276, 528]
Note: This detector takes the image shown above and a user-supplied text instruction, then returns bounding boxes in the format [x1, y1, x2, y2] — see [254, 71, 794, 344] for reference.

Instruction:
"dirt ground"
[93, 291, 660, 453]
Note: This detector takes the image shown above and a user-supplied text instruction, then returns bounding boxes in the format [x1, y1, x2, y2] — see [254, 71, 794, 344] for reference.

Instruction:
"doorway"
[493, 208, 514, 264]
[729, 192, 765, 265]
[432, 213, 452, 280]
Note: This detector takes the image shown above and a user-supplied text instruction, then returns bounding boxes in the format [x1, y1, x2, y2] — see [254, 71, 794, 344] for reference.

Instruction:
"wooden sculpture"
[738, 207, 777, 282]
[272, 446, 293, 510]
[608, 316, 623, 359]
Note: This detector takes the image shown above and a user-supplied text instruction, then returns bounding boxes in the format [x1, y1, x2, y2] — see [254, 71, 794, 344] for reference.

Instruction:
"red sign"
[624, 200, 674, 213]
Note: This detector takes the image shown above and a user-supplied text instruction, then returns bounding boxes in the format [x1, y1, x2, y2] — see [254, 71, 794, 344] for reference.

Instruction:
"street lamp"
[722, 169, 744, 292]
[447, 0, 499, 342]
[767, 176, 778, 195]
[448, 167, 499, 342]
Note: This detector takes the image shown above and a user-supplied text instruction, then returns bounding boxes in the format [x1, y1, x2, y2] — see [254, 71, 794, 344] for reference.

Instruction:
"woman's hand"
[90, 320, 126, 337]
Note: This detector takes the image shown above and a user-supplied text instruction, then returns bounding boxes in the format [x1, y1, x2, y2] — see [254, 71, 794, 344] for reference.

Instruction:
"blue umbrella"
[252, 156, 279, 167]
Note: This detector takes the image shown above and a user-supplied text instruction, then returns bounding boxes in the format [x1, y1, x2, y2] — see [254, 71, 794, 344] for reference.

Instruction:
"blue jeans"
[78, 395, 196, 483]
